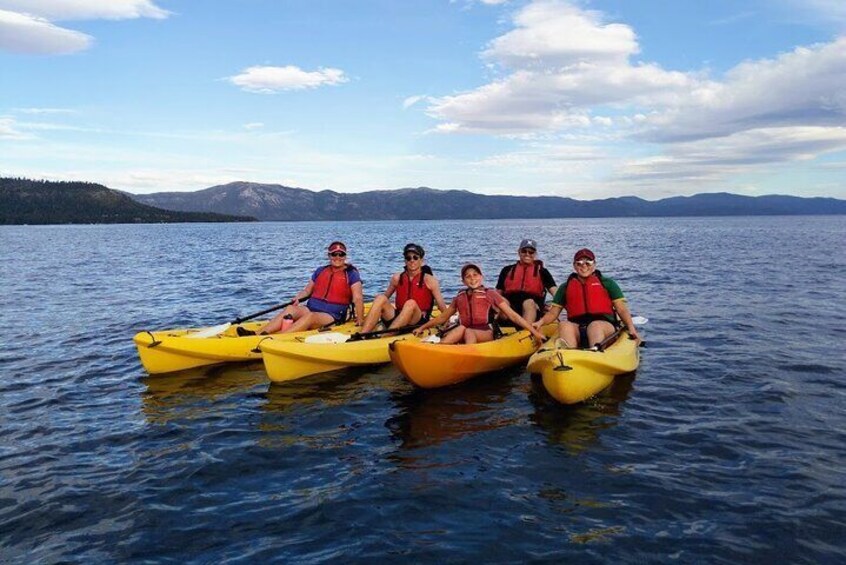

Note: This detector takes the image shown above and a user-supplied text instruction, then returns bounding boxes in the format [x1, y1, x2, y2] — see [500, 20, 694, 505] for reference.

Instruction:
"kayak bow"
[526, 332, 640, 404]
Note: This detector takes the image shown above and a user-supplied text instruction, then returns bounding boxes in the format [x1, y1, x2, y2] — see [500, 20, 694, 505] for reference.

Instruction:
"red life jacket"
[454, 287, 497, 330]
[312, 265, 355, 306]
[395, 266, 434, 313]
[502, 260, 545, 299]
[564, 272, 614, 320]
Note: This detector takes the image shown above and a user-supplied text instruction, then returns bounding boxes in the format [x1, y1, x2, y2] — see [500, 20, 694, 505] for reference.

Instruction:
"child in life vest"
[413, 263, 546, 345]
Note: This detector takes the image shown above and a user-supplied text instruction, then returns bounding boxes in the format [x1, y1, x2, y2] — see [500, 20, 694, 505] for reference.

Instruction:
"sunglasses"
[329, 252, 346, 258]
[574, 259, 595, 267]
[520, 249, 536, 255]
[404, 254, 421, 261]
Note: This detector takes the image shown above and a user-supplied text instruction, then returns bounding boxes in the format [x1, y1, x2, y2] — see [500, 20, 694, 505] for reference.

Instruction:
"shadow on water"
[528, 372, 636, 453]
[385, 366, 524, 450]
[139, 362, 267, 424]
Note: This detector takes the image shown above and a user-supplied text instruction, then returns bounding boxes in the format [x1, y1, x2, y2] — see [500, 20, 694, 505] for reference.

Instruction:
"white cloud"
[482, 1, 639, 68]
[0, 116, 33, 139]
[403, 95, 427, 109]
[243, 122, 265, 130]
[428, 1, 699, 134]
[16, 107, 77, 115]
[639, 38, 846, 142]
[424, 0, 846, 195]
[228, 65, 348, 93]
[0, 0, 170, 20]
[616, 127, 846, 184]
[0, 9, 92, 54]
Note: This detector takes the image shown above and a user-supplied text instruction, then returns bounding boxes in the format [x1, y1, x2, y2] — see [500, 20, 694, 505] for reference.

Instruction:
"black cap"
[403, 243, 424, 257]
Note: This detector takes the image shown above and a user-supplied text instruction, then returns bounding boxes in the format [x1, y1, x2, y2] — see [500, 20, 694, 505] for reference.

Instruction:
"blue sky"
[1, 0, 844, 199]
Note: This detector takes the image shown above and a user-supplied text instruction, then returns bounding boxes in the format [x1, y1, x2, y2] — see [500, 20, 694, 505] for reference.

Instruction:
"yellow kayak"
[261, 329, 432, 383]
[389, 323, 557, 389]
[526, 332, 640, 404]
[134, 319, 361, 375]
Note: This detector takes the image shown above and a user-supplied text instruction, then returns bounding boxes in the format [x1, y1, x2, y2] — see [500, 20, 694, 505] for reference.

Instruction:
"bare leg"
[389, 300, 423, 329]
[258, 304, 306, 334]
[520, 299, 539, 324]
[464, 328, 494, 344]
[360, 295, 394, 333]
[586, 320, 616, 347]
[558, 321, 580, 349]
[283, 311, 335, 333]
[440, 326, 466, 344]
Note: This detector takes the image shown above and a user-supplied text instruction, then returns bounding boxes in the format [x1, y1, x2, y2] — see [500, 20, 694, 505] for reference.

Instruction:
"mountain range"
[1, 178, 255, 225]
[133, 181, 846, 221]
[2, 178, 844, 225]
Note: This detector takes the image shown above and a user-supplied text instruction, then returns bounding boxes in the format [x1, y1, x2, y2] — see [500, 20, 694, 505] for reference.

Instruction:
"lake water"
[1, 217, 845, 562]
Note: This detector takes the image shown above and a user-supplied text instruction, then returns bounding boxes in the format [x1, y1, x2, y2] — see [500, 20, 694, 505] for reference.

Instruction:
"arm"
[413, 303, 456, 335]
[295, 281, 315, 305]
[533, 303, 562, 328]
[383, 274, 399, 299]
[498, 299, 546, 342]
[351, 282, 365, 325]
[613, 298, 641, 342]
[425, 274, 449, 313]
[542, 268, 557, 298]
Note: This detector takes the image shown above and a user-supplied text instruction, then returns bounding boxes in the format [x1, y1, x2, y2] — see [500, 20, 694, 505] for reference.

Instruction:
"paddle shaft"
[349, 322, 422, 341]
[232, 295, 311, 325]
[594, 325, 627, 352]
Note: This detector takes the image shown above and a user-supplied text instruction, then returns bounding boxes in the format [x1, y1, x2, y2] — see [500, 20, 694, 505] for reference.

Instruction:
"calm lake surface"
[1, 217, 845, 563]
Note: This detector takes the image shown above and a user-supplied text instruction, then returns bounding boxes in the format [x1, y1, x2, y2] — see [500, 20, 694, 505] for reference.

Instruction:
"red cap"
[327, 241, 347, 253]
[573, 248, 595, 262]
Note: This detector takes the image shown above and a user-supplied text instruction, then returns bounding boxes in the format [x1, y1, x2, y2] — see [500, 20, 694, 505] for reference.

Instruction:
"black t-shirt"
[495, 262, 556, 308]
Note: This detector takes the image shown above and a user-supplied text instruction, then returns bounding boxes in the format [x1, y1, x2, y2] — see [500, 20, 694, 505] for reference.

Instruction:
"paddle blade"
[632, 316, 649, 325]
[304, 332, 350, 344]
[186, 322, 231, 339]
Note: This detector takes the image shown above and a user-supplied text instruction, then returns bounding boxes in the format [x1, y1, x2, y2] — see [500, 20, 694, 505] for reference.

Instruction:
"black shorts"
[506, 296, 544, 316]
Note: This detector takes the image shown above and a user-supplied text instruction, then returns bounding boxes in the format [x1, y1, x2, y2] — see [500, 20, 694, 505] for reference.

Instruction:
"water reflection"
[140, 362, 267, 424]
[385, 367, 523, 450]
[528, 373, 635, 453]
[261, 366, 374, 414]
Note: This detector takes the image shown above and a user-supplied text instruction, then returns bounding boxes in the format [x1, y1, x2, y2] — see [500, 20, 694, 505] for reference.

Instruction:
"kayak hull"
[527, 334, 640, 404]
[261, 332, 425, 382]
[134, 320, 359, 374]
[389, 324, 557, 389]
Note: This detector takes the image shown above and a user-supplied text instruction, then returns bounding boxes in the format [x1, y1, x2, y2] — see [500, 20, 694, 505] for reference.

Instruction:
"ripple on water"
[1, 217, 845, 562]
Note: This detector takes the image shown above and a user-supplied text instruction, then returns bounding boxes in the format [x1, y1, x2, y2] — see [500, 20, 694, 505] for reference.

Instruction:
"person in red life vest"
[360, 243, 448, 334]
[413, 263, 546, 345]
[495, 238, 557, 324]
[240, 241, 365, 336]
[533, 248, 640, 348]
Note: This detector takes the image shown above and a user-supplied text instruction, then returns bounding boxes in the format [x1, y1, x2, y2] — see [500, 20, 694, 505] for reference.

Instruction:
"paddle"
[304, 323, 424, 345]
[591, 316, 649, 352]
[186, 296, 309, 339]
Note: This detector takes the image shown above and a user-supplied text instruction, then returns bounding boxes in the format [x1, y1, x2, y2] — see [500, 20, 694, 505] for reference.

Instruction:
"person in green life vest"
[533, 248, 641, 348]
[359, 243, 448, 334]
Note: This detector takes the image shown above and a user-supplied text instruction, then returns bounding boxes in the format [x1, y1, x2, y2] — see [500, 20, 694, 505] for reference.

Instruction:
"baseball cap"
[573, 248, 595, 262]
[403, 243, 425, 257]
[327, 241, 347, 253]
[461, 263, 482, 277]
[519, 238, 537, 250]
